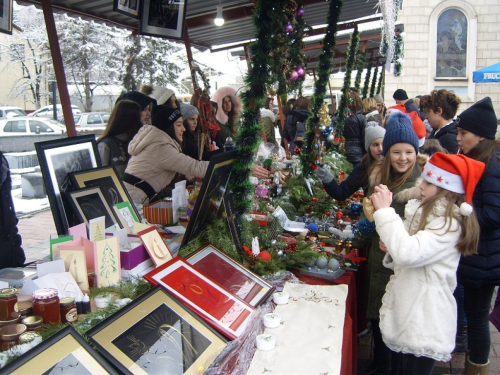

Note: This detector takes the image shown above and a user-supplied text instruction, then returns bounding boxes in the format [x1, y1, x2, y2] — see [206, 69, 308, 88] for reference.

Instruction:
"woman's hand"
[251, 165, 270, 179]
[370, 184, 393, 210]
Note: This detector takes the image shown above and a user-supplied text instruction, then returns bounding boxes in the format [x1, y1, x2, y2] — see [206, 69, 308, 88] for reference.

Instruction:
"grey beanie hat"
[374, 94, 384, 104]
[365, 122, 386, 151]
[180, 103, 199, 120]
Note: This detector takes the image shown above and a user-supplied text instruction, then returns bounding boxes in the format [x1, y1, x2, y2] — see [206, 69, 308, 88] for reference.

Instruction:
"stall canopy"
[473, 63, 500, 83]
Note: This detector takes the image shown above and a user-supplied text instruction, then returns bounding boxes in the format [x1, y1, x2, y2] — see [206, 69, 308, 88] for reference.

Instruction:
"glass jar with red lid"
[0, 288, 18, 321]
[32, 288, 60, 324]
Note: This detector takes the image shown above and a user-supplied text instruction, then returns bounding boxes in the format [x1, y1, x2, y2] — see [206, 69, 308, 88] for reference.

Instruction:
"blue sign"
[473, 63, 500, 83]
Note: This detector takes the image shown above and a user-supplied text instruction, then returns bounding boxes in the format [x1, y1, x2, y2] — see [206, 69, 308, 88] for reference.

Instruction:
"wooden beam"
[41, 0, 76, 137]
[184, 26, 199, 97]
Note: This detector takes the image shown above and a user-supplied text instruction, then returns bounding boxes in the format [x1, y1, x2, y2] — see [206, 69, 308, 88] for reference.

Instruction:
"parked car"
[0, 107, 27, 119]
[60, 112, 110, 128]
[0, 117, 66, 135]
[28, 104, 81, 119]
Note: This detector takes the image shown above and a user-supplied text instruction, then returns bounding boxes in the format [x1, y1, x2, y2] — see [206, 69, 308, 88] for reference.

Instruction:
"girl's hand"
[370, 184, 393, 210]
[251, 165, 270, 179]
[379, 240, 388, 252]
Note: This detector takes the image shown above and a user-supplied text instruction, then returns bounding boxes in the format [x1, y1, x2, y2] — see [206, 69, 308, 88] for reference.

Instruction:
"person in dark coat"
[317, 122, 385, 199]
[393, 89, 425, 120]
[344, 91, 367, 167]
[456, 97, 500, 374]
[0, 152, 25, 269]
[420, 89, 461, 154]
[283, 96, 311, 151]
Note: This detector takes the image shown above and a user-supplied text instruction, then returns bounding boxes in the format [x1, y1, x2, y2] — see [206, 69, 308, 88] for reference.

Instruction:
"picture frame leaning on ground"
[113, 0, 140, 19]
[139, 0, 188, 40]
[0, 0, 13, 35]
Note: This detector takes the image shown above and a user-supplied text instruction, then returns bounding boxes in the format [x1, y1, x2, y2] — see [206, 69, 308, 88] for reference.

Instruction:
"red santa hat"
[421, 152, 485, 216]
[408, 111, 426, 147]
[385, 103, 407, 118]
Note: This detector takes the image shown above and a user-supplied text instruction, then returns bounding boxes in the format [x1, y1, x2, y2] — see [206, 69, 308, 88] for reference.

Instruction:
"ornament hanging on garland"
[362, 58, 373, 99]
[370, 65, 378, 98]
[286, 3, 310, 94]
[299, 0, 343, 177]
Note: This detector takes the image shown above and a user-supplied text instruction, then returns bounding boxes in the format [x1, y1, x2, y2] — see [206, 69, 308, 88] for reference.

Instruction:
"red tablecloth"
[293, 270, 357, 375]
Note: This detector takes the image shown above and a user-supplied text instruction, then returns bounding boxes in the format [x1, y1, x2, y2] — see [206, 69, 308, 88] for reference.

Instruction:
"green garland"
[376, 65, 384, 95]
[271, 1, 292, 95]
[393, 32, 404, 77]
[369, 65, 378, 98]
[230, 0, 280, 212]
[353, 52, 366, 92]
[299, 0, 343, 176]
[287, 3, 309, 94]
[335, 26, 359, 137]
[362, 58, 373, 99]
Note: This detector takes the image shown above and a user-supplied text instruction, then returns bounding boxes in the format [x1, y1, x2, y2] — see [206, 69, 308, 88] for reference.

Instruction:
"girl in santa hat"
[370, 152, 484, 374]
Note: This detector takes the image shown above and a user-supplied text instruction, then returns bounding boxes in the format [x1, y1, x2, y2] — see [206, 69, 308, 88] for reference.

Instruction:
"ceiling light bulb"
[214, 5, 224, 26]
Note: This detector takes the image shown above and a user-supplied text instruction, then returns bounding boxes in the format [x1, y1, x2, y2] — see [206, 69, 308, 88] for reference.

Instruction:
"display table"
[293, 270, 357, 375]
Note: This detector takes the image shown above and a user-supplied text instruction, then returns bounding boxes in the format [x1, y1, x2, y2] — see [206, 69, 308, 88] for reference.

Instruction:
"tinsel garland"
[376, 65, 384, 95]
[299, 0, 343, 176]
[369, 65, 378, 98]
[378, 0, 396, 65]
[393, 32, 404, 77]
[335, 26, 360, 137]
[230, 0, 280, 212]
[362, 58, 373, 99]
[353, 52, 366, 92]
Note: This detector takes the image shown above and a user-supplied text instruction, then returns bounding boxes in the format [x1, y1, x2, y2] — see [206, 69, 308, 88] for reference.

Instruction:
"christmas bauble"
[296, 67, 305, 77]
[277, 250, 284, 257]
[285, 23, 293, 33]
[327, 134, 335, 142]
[289, 70, 299, 81]
[257, 251, 272, 261]
[328, 259, 340, 270]
[328, 226, 336, 234]
[335, 211, 344, 220]
[307, 223, 319, 232]
[316, 256, 328, 269]
[297, 8, 305, 16]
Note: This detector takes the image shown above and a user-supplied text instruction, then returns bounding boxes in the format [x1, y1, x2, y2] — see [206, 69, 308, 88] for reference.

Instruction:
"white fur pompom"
[460, 202, 473, 216]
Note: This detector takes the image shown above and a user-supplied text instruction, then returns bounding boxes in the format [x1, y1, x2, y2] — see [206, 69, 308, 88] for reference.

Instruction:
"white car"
[28, 104, 81, 119]
[0, 117, 66, 135]
[0, 106, 27, 119]
[60, 112, 110, 128]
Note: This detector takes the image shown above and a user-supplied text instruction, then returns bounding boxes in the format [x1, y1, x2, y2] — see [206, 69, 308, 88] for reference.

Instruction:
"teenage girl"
[370, 152, 484, 374]
[363, 111, 427, 375]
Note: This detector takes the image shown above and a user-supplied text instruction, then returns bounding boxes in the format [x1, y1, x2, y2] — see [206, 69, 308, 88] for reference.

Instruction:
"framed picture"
[137, 226, 173, 267]
[113, 0, 139, 19]
[69, 166, 141, 224]
[185, 243, 275, 307]
[0, 0, 12, 35]
[1, 325, 118, 374]
[139, 0, 188, 40]
[181, 150, 238, 248]
[87, 285, 227, 375]
[67, 186, 119, 230]
[36, 135, 101, 235]
[144, 257, 255, 340]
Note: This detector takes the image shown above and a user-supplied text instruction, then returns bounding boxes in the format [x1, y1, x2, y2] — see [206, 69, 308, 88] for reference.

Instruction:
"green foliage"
[287, 10, 310, 94]
[376, 65, 384, 95]
[87, 276, 151, 300]
[369, 65, 378, 98]
[393, 33, 404, 77]
[362, 58, 373, 99]
[354, 52, 366, 92]
[300, 0, 344, 176]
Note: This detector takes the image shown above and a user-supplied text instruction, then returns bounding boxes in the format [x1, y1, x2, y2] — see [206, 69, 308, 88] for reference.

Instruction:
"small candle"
[263, 313, 281, 328]
[273, 292, 289, 305]
[256, 334, 276, 351]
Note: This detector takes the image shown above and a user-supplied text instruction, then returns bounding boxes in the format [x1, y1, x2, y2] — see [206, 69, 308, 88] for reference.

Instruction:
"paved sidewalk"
[15, 208, 500, 374]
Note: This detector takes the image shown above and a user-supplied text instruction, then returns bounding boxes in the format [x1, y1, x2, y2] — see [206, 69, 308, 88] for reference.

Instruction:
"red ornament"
[242, 246, 252, 256]
[344, 217, 352, 223]
[257, 251, 272, 261]
[312, 197, 319, 203]
[335, 211, 344, 220]
[325, 211, 331, 217]
[294, 147, 301, 155]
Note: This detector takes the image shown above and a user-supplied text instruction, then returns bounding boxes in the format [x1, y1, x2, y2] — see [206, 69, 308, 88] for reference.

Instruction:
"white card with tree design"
[94, 237, 121, 287]
[89, 216, 106, 242]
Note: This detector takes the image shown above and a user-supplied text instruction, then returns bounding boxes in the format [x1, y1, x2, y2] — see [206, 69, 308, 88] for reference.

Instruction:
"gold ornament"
[318, 103, 331, 127]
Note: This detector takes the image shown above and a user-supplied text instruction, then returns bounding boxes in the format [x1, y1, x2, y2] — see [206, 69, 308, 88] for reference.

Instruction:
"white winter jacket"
[373, 198, 462, 361]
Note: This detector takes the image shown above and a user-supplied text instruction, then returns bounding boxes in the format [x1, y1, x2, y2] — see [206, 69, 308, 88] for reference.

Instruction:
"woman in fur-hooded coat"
[212, 86, 243, 143]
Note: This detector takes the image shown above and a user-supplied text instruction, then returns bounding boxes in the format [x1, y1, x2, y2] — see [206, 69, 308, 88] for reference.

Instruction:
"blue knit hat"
[382, 111, 419, 156]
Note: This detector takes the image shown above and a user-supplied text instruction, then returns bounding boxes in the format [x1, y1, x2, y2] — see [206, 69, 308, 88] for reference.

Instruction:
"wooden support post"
[41, 0, 76, 137]
[276, 95, 289, 154]
[243, 45, 252, 71]
[184, 26, 200, 99]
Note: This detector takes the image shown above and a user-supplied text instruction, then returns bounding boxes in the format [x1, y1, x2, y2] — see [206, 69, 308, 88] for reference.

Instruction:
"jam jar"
[22, 316, 43, 332]
[33, 288, 60, 324]
[15, 301, 33, 319]
[0, 313, 21, 328]
[0, 288, 18, 321]
[0, 324, 26, 350]
[60, 297, 77, 324]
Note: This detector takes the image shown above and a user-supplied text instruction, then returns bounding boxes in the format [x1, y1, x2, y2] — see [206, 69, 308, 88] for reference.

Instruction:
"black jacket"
[283, 108, 311, 143]
[0, 152, 25, 269]
[323, 162, 369, 200]
[344, 111, 367, 165]
[428, 121, 459, 154]
[458, 152, 500, 287]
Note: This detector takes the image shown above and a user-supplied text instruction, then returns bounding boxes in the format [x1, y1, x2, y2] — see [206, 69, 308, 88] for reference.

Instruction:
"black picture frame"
[69, 165, 141, 225]
[113, 0, 140, 19]
[181, 150, 238, 248]
[139, 0, 188, 40]
[35, 135, 101, 235]
[67, 186, 120, 230]
[0, 0, 13, 35]
[87, 285, 228, 375]
[0, 326, 118, 374]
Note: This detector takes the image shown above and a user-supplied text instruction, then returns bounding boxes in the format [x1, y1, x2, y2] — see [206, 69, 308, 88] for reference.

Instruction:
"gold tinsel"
[318, 102, 331, 128]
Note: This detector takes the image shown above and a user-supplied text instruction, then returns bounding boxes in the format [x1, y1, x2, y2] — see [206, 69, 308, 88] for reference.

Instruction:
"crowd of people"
[1, 79, 498, 375]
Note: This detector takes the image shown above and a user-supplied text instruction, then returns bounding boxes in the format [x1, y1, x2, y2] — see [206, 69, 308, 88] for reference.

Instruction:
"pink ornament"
[285, 23, 293, 33]
[296, 67, 305, 77]
[288, 71, 299, 81]
[297, 8, 305, 17]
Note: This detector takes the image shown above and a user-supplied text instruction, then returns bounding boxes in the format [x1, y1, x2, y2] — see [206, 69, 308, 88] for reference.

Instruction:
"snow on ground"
[11, 187, 50, 217]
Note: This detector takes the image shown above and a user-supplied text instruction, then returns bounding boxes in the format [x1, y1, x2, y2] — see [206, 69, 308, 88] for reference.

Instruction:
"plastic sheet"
[205, 271, 301, 375]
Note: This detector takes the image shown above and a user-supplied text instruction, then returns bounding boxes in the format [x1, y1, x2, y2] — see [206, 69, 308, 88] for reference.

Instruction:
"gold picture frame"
[87, 286, 227, 375]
